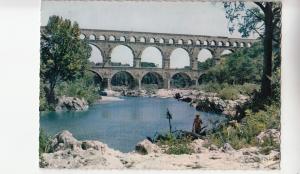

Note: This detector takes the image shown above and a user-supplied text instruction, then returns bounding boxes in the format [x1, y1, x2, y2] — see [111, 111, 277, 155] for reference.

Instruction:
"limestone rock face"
[55, 96, 89, 111]
[40, 130, 124, 169]
[50, 130, 82, 151]
[256, 129, 280, 144]
[222, 143, 235, 153]
[135, 139, 162, 155]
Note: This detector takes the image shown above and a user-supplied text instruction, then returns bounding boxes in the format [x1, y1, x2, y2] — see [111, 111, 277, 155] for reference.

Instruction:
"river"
[40, 97, 227, 152]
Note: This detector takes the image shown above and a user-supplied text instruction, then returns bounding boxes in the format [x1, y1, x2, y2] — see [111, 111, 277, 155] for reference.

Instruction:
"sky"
[41, 1, 256, 67]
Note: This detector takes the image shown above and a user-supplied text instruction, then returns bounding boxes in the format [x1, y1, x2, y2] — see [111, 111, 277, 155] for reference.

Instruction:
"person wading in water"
[192, 114, 203, 134]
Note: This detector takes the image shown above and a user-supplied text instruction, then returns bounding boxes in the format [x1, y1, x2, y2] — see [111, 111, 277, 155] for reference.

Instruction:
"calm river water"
[40, 97, 227, 152]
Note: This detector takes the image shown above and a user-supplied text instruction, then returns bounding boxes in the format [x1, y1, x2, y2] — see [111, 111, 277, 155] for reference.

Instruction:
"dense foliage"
[198, 58, 215, 71]
[40, 15, 91, 104]
[199, 42, 263, 85]
[56, 72, 101, 104]
[207, 102, 280, 151]
[223, 2, 281, 97]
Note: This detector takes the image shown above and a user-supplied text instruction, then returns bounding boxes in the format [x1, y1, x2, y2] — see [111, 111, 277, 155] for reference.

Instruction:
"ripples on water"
[40, 97, 227, 152]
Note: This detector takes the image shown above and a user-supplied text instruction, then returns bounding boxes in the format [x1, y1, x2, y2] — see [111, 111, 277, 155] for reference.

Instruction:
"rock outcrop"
[135, 139, 162, 155]
[256, 129, 280, 144]
[40, 130, 124, 169]
[40, 130, 280, 170]
[55, 96, 89, 111]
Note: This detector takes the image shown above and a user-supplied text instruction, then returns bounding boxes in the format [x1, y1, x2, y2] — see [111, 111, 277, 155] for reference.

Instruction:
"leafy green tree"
[198, 58, 215, 71]
[40, 16, 91, 103]
[223, 2, 281, 97]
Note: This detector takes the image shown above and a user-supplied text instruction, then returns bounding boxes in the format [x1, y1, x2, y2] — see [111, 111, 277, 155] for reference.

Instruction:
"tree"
[40, 16, 91, 103]
[223, 2, 281, 97]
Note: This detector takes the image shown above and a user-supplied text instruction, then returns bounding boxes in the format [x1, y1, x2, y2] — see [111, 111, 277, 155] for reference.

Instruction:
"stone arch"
[177, 39, 183, 45]
[203, 40, 208, 46]
[88, 43, 104, 65]
[109, 35, 116, 41]
[129, 36, 136, 42]
[221, 49, 234, 56]
[218, 41, 224, 46]
[187, 40, 193, 45]
[196, 40, 201, 45]
[79, 33, 86, 40]
[99, 35, 106, 41]
[198, 74, 208, 85]
[240, 42, 245, 47]
[225, 41, 231, 47]
[170, 48, 190, 69]
[110, 45, 134, 67]
[89, 34, 96, 40]
[111, 71, 136, 89]
[247, 43, 252, 47]
[141, 72, 164, 89]
[197, 48, 213, 62]
[88, 70, 104, 89]
[141, 46, 163, 68]
[233, 42, 238, 47]
[159, 38, 165, 44]
[170, 72, 192, 88]
[119, 36, 126, 42]
[150, 38, 155, 43]
[168, 39, 174, 44]
[140, 37, 146, 43]
[210, 40, 216, 46]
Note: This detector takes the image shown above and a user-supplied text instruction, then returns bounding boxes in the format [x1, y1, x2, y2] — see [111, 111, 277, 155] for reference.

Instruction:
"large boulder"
[190, 139, 208, 153]
[40, 130, 124, 169]
[221, 143, 235, 153]
[55, 96, 89, 111]
[135, 139, 162, 155]
[50, 130, 82, 151]
[256, 129, 280, 144]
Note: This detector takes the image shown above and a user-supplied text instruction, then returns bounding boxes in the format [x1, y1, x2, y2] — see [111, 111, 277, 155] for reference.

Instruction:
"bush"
[39, 129, 52, 155]
[56, 72, 101, 104]
[206, 103, 280, 150]
[157, 133, 194, 155]
[218, 87, 240, 100]
[196, 83, 259, 99]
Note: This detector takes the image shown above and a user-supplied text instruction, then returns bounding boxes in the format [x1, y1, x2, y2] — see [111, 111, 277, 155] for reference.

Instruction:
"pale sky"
[41, 1, 256, 67]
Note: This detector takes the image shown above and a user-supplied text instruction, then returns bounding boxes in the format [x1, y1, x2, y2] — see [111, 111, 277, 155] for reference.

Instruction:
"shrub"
[236, 83, 260, 95]
[206, 103, 280, 150]
[56, 72, 101, 104]
[157, 133, 194, 155]
[218, 87, 240, 100]
[39, 129, 52, 155]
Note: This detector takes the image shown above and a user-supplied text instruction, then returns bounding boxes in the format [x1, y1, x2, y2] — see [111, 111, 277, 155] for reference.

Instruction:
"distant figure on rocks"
[192, 114, 203, 134]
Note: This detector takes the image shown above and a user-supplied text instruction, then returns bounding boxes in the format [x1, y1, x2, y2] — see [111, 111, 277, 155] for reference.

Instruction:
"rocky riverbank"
[114, 88, 250, 118]
[56, 88, 250, 116]
[40, 130, 280, 170]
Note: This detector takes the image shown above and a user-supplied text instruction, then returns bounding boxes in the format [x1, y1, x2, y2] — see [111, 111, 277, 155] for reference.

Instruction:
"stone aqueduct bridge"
[81, 29, 257, 89]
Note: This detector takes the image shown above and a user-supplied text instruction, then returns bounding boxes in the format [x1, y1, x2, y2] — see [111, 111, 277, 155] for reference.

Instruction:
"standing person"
[192, 114, 203, 134]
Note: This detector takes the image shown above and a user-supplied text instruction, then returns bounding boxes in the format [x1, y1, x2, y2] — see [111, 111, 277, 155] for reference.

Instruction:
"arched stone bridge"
[40, 27, 257, 89]
[80, 28, 257, 89]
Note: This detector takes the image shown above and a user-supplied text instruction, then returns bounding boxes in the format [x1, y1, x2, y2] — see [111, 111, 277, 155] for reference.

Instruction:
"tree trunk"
[261, 2, 273, 98]
[46, 81, 56, 104]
